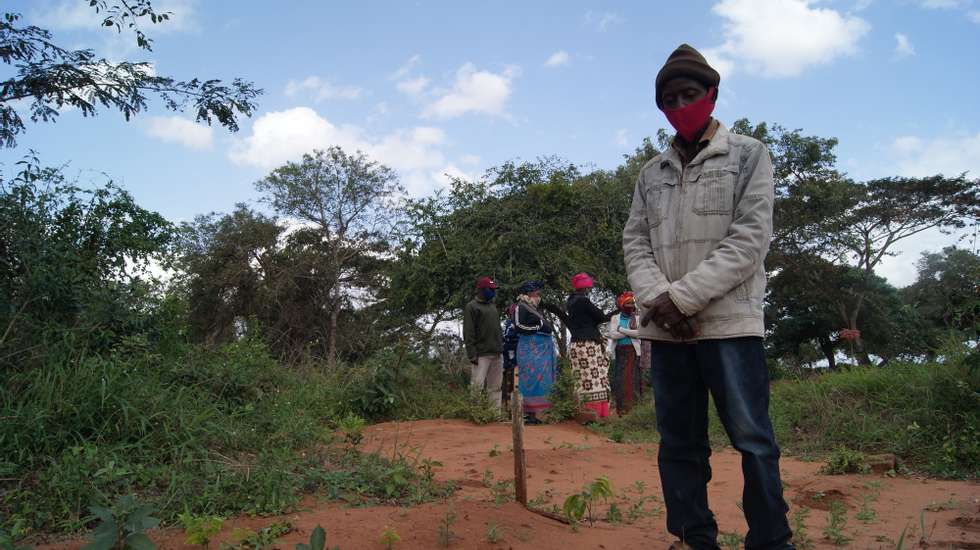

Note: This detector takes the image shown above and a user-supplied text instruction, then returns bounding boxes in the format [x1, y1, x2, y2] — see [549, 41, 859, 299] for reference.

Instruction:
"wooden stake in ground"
[511, 369, 527, 506]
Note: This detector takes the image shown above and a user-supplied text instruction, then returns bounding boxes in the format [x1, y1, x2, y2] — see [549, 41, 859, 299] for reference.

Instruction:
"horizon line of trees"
[0, 0, 977, 374]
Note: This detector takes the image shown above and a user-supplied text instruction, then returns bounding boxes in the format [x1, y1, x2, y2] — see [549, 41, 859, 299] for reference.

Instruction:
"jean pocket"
[693, 167, 736, 215]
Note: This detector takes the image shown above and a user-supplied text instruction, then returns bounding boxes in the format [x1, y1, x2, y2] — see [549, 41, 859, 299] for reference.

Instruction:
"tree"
[0, 1, 261, 148]
[388, 145, 655, 356]
[176, 205, 282, 347]
[255, 147, 403, 368]
[0, 156, 174, 368]
[733, 119, 980, 365]
[902, 246, 980, 342]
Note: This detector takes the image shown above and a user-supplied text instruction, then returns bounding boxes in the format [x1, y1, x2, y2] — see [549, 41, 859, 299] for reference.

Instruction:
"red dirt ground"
[39, 419, 979, 549]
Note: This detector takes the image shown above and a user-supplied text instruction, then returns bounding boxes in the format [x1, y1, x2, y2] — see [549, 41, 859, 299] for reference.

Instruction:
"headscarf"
[617, 291, 636, 312]
[571, 272, 593, 290]
[475, 276, 498, 290]
[518, 280, 543, 295]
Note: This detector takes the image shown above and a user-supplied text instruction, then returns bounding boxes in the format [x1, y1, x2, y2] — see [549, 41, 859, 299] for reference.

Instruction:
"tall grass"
[592, 344, 979, 478]
[0, 337, 486, 539]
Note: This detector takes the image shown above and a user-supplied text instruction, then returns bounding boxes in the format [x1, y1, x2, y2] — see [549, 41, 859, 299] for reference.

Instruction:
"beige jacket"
[622, 122, 774, 341]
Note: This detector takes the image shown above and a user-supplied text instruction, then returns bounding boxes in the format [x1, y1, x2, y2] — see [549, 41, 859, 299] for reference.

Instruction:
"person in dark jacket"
[565, 272, 616, 422]
[512, 280, 556, 424]
[463, 276, 503, 408]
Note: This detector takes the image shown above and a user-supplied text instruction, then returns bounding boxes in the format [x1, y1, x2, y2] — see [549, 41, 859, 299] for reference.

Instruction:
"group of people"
[468, 43, 795, 549]
[463, 273, 645, 425]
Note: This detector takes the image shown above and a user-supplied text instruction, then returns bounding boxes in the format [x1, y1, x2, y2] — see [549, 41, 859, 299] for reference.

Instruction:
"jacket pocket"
[646, 185, 664, 227]
[693, 167, 736, 215]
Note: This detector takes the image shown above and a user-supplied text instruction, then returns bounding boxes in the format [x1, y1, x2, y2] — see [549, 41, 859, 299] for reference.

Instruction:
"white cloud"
[889, 133, 980, 178]
[707, 0, 870, 78]
[396, 76, 430, 98]
[460, 154, 481, 166]
[421, 63, 518, 120]
[615, 129, 629, 148]
[969, 10, 980, 22]
[544, 51, 571, 67]
[284, 76, 361, 101]
[584, 11, 623, 31]
[919, 0, 963, 7]
[390, 54, 421, 80]
[432, 164, 475, 187]
[894, 33, 915, 57]
[228, 107, 453, 195]
[144, 116, 212, 150]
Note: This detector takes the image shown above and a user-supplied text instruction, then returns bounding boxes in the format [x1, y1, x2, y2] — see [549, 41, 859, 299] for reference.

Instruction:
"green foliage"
[379, 526, 401, 549]
[338, 414, 366, 449]
[562, 477, 614, 527]
[719, 532, 744, 550]
[820, 446, 870, 475]
[586, 352, 979, 478]
[485, 522, 501, 543]
[222, 522, 292, 550]
[545, 361, 580, 423]
[0, 4, 260, 148]
[178, 512, 223, 546]
[822, 501, 850, 546]
[294, 525, 338, 550]
[790, 507, 812, 550]
[436, 504, 456, 547]
[855, 495, 877, 524]
[81, 495, 159, 550]
[0, 161, 176, 370]
[0, 527, 31, 550]
[770, 349, 980, 477]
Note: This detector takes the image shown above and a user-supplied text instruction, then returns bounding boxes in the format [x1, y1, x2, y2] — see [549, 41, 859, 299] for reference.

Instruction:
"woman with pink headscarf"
[565, 272, 616, 422]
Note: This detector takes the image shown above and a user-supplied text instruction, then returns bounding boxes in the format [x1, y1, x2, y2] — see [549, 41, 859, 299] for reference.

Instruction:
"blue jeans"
[650, 337, 792, 549]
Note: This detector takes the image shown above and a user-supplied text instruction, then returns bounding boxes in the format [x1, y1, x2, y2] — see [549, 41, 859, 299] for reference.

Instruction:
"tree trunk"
[328, 304, 339, 368]
[818, 336, 836, 370]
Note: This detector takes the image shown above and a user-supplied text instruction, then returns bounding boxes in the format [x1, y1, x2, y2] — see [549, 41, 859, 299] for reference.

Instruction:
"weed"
[294, 525, 338, 550]
[719, 532, 744, 550]
[822, 501, 850, 545]
[178, 512, 224, 546]
[221, 522, 292, 550]
[562, 477, 614, 527]
[485, 522, 501, 543]
[379, 526, 401, 549]
[790, 507, 812, 549]
[83, 494, 160, 550]
[820, 446, 870, 475]
[606, 503, 623, 524]
[855, 495, 877, 523]
[437, 504, 457, 547]
[632, 480, 647, 494]
[0, 528, 31, 550]
[338, 414, 366, 449]
[488, 444, 501, 458]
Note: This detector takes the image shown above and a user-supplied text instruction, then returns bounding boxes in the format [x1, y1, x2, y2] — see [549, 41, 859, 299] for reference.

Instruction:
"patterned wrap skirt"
[517, 333, 556, 413]
[569, 340, 610, 403]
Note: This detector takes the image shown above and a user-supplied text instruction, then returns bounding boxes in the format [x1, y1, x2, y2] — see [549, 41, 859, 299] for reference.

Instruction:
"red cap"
[475, 276, 497, 290]
[571, 272, 593, 290]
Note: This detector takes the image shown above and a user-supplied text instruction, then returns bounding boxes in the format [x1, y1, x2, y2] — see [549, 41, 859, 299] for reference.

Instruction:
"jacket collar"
[660, 120, 730, 173]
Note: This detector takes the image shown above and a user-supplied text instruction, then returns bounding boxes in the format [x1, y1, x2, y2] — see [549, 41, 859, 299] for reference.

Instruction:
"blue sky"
[3, 0, 979, 285]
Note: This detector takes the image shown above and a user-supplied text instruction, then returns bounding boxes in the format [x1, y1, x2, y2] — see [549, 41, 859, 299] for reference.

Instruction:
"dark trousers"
[649, 337, 793, 549]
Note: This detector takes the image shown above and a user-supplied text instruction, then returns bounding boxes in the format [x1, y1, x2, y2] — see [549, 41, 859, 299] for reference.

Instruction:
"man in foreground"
[622, 44, 793, 548]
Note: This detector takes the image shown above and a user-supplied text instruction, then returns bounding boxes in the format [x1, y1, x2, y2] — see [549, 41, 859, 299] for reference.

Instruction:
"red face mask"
[662, 87, 716, 143]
